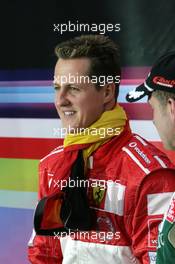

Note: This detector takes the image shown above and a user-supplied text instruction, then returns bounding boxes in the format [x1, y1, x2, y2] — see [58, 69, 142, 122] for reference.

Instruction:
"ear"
[167, 98, 175, 123]
[103, 83, 116, 104]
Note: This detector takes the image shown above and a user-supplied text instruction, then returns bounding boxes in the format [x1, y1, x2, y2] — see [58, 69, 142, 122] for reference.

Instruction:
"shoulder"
[39, 143, 64, 167]
[121, 134, 175, 175]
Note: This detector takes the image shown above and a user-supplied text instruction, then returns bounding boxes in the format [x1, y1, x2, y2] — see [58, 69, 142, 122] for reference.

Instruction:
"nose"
[55, 87, 70, 108]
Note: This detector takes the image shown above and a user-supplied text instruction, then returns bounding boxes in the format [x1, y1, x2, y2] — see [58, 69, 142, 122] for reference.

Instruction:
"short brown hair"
[152, 90, 175, 106]
[55, 35, 121, 100]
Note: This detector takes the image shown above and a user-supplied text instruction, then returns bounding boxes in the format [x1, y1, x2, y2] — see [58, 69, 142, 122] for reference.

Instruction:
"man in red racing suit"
[28, 35, 175, 264]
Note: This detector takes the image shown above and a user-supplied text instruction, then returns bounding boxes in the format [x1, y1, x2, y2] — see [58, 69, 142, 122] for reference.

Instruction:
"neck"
[104, 99, 116, 111]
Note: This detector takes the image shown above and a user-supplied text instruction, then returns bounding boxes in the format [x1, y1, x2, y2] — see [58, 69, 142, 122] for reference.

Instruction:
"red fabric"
[28, 126, 175, 264]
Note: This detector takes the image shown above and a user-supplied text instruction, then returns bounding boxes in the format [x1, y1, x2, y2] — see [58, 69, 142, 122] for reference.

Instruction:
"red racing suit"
[28, 129, 175, 264]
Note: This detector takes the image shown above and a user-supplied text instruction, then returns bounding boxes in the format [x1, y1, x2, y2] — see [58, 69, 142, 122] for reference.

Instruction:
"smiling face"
[54, 58, 115, 132]
[149, 94, 175, 150]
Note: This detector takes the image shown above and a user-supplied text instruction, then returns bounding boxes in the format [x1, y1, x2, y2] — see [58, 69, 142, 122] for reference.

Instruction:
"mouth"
[63, 111, 76, 116]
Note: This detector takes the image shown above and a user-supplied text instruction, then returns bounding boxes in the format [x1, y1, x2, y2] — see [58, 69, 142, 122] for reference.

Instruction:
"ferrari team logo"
[93, 186, 105, 205]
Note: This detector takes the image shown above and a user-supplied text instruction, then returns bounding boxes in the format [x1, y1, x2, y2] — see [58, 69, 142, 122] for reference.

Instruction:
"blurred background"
[0, 0, 175, 263]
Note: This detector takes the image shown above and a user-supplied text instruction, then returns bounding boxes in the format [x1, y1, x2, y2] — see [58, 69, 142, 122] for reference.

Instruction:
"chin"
[67, 125, 80, 133]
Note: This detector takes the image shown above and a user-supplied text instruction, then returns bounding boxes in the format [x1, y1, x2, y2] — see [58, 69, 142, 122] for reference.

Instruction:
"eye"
[70, 86, 80, 91]
[53, 85, 60, 91]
